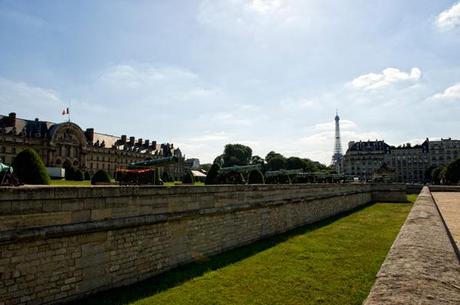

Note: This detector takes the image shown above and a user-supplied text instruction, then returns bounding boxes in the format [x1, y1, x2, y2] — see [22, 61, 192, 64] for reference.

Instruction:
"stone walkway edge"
[364, 186, 460, 305]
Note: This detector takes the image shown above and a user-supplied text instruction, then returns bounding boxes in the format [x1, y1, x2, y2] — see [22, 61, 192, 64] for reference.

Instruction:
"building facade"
[342, 138, 460, 183]
[0, 113, 185, 178]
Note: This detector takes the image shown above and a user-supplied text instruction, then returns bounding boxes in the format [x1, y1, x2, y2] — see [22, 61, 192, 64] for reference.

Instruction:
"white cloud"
[433, 82, 460, 99]
[436, 2, 460, 30]
[312, 120, 357, 132]
[188, 132, 229, 142]
[197, 0, 309, 35]
[0, 78, 66, 121]
[279, 97, 316, 110]
[351, 67, 422, 90]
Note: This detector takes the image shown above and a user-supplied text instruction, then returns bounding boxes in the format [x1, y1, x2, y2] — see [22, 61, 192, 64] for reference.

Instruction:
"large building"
[342, 138, 460, 183]
[0, 112, 185, 178]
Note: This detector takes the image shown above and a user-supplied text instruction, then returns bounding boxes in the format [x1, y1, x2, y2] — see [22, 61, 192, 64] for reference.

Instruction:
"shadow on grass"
[68, 202, 379, 305]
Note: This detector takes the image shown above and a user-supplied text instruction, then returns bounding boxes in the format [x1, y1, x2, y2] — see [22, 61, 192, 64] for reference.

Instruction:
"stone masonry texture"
[0, 184, 406, 305]
[364, 186, 460, 305]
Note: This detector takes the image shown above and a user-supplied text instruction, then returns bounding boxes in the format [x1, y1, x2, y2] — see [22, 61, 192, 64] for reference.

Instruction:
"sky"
[1, 0, 460, 164]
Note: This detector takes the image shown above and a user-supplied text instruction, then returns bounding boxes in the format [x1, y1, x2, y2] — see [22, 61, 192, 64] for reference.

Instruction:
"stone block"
[90, 208, 112, 221]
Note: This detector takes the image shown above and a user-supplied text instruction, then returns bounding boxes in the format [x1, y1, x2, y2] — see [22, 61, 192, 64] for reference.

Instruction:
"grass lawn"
[49, 179, 92, 186]
[73, 197, 415, 305]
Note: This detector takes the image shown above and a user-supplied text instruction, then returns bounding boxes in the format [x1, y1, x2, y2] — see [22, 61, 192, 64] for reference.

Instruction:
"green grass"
[75, 197, 412, 305]
[406, 193, 418, 204]
[49, 179, 91, 186]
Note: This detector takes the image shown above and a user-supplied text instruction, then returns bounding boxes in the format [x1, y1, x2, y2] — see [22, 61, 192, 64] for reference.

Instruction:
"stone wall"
[364, 186, 460, 305]
[0, 183, 405, 305]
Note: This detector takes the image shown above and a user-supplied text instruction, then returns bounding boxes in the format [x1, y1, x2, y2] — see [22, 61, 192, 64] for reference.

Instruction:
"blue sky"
[1, 0, 460, 164]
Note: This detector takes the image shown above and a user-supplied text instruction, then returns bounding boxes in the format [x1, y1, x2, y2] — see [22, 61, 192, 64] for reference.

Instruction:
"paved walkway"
[432, 192, 460, 250]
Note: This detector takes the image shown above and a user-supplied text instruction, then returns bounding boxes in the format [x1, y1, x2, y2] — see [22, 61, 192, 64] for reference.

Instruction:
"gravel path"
[432, 192, 460, 250]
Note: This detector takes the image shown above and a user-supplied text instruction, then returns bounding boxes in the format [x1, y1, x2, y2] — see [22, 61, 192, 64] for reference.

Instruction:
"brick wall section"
[364, 186, 460, 305]
[0, 184, 405, 305]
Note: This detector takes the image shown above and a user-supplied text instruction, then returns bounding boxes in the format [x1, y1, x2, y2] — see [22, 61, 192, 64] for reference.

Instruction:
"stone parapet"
[0, 183, 405, 305]
[364, 186, 460, 305]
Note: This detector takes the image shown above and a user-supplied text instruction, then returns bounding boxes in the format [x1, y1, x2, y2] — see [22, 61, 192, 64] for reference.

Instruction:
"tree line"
[211, 144, 329, 172]
[204, 143, 331, 185]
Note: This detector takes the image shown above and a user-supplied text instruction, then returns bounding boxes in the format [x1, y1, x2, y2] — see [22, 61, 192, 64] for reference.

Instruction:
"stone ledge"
[0, 190, 368, 244]
[364, 187, 460, 305]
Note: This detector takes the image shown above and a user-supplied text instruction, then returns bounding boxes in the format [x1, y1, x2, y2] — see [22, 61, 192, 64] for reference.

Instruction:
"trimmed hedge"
[11, 148, 50, 185]
[91, 169, 112, 185]
[182, 171, 195, 184]
[65, 166, 75, 181]
[74, 169, 85, 181]
[205, 163, 220, 185]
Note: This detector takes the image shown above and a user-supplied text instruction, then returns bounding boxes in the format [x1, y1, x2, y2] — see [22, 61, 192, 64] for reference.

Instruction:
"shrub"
[91, 169, 111, 185]
[74, 169, 85, 181]
[182, 171, 195, 184]
[65, 166, 76, 181]
[248, 169, 265, 184]
[445, 158, 460, 184]
[11, 148, 50, 185]
[84, 171, 91, 180]
[205, 163, 220, 185]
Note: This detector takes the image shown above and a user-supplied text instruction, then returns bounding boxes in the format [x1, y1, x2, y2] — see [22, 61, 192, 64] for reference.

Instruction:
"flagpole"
[68, 101, 71, 123]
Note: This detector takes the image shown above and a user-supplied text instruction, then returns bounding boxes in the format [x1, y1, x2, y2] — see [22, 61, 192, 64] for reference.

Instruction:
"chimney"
[129, 136, 135, 146]
[150, 141, 157, 149]
[8, 112, 16, 127]
[144, 139, 150, 147]
[85, 128, 94, 143]
[121, 135, 127, 144]
[137, 138, 143, 146]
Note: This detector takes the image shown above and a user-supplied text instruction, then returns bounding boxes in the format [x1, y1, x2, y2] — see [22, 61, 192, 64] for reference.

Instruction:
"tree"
[267, 155, 287, 171]
[12, 148, 50, 185]
[248, 169, 265, 184]
[286, 157, 305, 170]
[251, 155, 265, 166]
[265, 151, 283, 163]
[431, 166, 445, 185]
[205, 163, 220, 185]
[222, 144, 252, 167]
[91, 170, 111, 185]
[84, 171, 91, 180]
[445, 158, 460, 184]
[200, 163, 212, 172]
[424, 165, 437, 182]
[213, 155, 224, 167]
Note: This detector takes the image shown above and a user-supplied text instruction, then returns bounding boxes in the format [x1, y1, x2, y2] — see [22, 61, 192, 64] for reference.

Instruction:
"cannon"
[0, 161, 20, 186]
[217, 164, 263, 184]
[116, 156, 178, 185]
[127, 156, 178, 169]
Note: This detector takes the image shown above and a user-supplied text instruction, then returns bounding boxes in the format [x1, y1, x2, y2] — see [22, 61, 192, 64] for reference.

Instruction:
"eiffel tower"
[331, 111, 343, 168]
